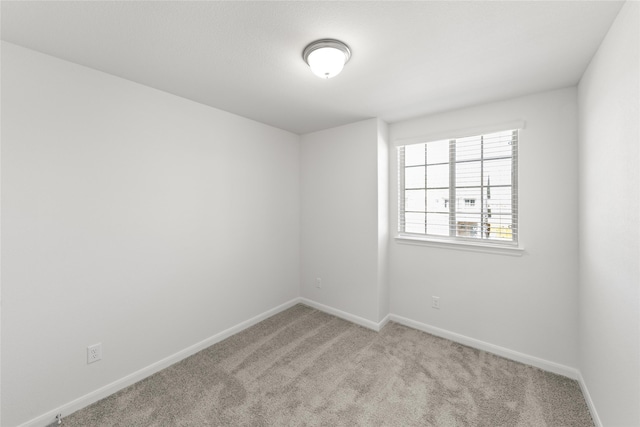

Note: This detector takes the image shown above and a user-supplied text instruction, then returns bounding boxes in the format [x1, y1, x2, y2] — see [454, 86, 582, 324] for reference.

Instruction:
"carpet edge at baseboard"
[577, 372, 603, 427]
[17, 297, 303, 427]
[22, 297, 594, 427]
[388, 313, 579, 380]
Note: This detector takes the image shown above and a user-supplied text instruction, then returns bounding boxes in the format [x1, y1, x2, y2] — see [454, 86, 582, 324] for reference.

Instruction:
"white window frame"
[394, 121, 525, 256]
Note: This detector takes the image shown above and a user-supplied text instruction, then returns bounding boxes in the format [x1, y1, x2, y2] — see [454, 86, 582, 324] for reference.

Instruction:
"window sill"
[394, 234, 525, 256]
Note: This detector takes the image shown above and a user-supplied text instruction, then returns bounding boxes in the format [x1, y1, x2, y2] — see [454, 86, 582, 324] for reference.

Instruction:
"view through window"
[398, 129, 518, 245]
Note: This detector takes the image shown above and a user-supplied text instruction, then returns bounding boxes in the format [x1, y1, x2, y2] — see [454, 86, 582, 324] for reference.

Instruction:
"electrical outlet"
[87, 343, 102, 364]
[316, 277, 322, 289]
[432, 296, 440, 309]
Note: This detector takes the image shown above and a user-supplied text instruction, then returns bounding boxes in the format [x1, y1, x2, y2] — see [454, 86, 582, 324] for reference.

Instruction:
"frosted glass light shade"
[303, 39, 351, 79]
[307, 47, 346, 79]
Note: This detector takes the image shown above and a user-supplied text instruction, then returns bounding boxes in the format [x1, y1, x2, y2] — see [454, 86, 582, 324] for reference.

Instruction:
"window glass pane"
[487, 187, 512, 214]
[426, 189, 448, 213]
[405, 212, 425, 234]
[455, 161, 481, 187]
[405, 189, 425, 212]
[426, 140, 449, 165]
[487, 215, 513, 240]
[455, 188, 481, 213]
[426, 213, 449, 236]
[484, 130, 514, 159]
[404, 144, 425, 167]
[456, 135, 481, 162]
[404, 166, 424, 189]
[426, 164, 449, 188]
[456, 213, 481, 238]
[484, 158, 512, 186]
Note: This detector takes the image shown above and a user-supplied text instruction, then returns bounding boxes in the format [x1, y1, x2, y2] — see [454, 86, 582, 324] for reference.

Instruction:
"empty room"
[1, 1, 638, 426]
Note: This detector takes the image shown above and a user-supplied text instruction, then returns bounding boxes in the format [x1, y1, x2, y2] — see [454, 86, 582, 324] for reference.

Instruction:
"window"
[398, 129, 518, 246]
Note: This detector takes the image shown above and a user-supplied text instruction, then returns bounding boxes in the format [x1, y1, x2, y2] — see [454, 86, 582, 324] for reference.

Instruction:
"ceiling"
[1, 1, 624, 135]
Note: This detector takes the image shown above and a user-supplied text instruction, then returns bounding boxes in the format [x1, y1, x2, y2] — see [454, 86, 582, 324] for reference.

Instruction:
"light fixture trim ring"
[302, 39, 352, 66]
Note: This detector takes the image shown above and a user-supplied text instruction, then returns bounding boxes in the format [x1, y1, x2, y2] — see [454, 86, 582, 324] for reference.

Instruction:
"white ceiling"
[1, 1, 624, 135]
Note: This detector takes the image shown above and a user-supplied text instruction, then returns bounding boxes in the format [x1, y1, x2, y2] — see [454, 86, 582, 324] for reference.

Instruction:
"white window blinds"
[398, 129, 518, 245]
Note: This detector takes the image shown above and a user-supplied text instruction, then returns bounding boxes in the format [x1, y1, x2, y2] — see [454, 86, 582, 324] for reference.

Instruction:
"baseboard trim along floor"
[21, 298, 302, 427]
[24, 297, 598, 427]
[299, 298, 390, 331]
[388, 313, 579, 380]
[577, 371, 603, 427]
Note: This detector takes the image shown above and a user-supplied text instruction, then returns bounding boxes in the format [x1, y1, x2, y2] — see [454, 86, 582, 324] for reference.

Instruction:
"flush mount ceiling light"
[302, 39, 351, 79]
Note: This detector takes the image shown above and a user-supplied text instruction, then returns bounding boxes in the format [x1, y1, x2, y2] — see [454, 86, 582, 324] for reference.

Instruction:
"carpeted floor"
[62, 304, 594, 426]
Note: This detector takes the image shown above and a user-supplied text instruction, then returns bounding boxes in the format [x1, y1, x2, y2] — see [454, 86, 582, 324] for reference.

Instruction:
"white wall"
[1, 42, 300, 427]
[578, 2, 640, 426]
[376, 120, 390, 321]
[389, 88, 580, 369]
[300, 119, 389, 324]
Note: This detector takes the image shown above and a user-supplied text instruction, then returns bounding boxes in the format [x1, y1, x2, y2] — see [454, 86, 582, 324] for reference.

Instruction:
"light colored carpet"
[62, 304, 594, 426]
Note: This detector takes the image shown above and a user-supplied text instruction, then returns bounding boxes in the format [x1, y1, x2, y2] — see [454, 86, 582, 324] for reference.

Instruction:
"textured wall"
[300, 119, 388, 323]
[578, 2, 640, 425]
[389, 88, 580, 369]
[1, 42, 300, 426]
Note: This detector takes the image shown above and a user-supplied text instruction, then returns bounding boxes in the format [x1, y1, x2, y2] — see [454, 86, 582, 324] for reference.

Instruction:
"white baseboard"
[378, 313, 391, 330]
[19, 298, 302, 427]
[21, 298, 596, 427]
[577, 371, 602, 427]
[303, 304, 599, 425]
[389, 314, 580, 380]
[299, 298, 387, 331]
